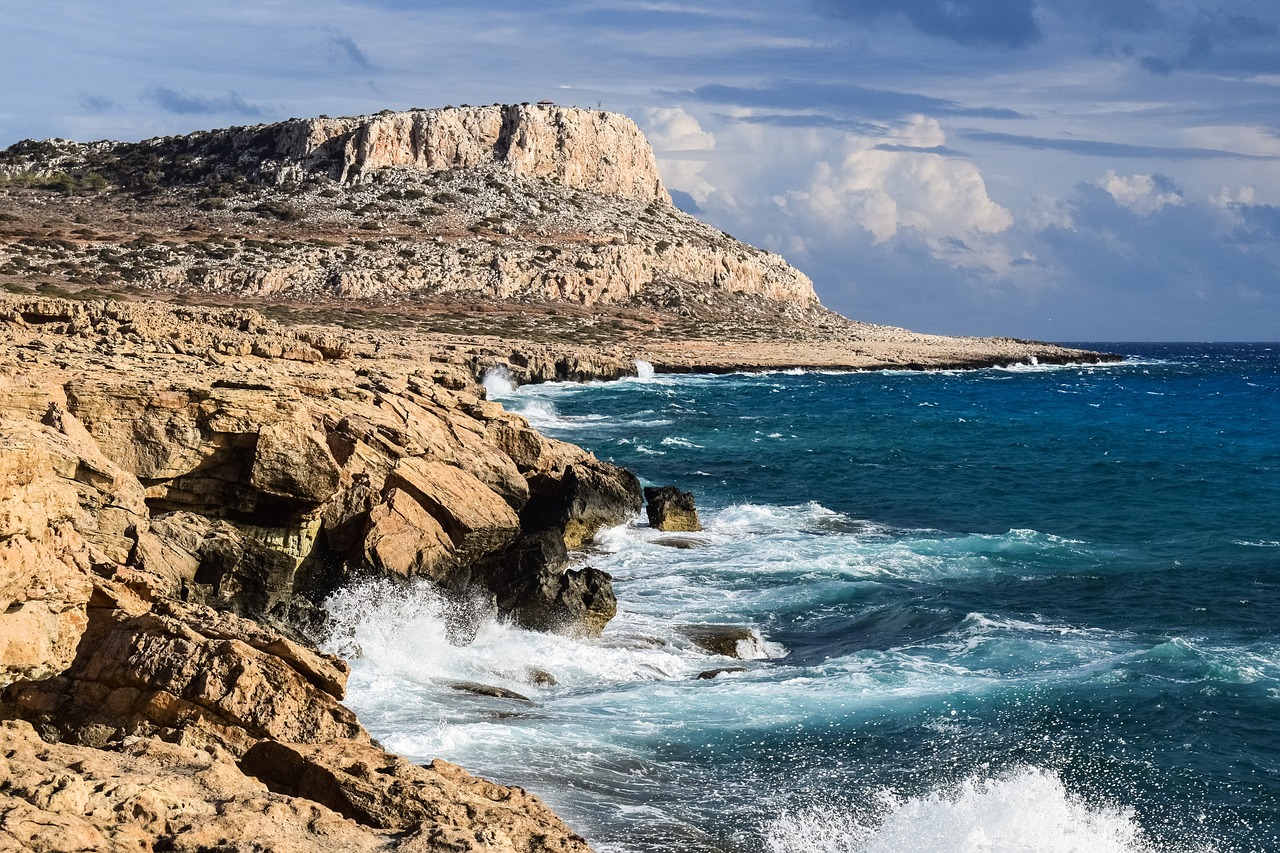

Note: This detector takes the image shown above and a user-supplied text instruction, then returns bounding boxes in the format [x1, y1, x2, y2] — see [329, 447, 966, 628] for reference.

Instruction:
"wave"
[762, 766, 1173, 853]
[480, 365, 517, 397]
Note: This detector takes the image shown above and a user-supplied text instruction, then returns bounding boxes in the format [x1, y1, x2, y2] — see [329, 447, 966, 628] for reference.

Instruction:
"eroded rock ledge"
[0, 295, 635, 850]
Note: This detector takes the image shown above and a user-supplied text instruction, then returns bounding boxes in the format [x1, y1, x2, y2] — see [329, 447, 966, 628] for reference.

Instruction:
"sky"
[4, 1, 1280, 341]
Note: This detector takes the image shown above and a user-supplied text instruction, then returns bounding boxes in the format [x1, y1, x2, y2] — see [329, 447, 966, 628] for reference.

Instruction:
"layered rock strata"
[0, 295, 644, 850]
[0, 105, 819, 309]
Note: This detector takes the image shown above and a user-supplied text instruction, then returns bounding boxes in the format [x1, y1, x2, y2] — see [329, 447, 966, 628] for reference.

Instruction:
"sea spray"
[481, 365, 516, 397]
[332, 345, 1280, 851]
[762, 767, 1159, 853]
[635, 359, 655, 380]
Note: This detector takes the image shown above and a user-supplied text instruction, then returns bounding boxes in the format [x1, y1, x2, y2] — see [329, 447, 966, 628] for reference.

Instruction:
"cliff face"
[268, 105, 672, 204]
[0, 105, 819, 310]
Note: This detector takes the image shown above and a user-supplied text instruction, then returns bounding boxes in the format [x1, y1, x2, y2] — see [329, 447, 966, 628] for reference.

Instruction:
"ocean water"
[325, 343, 1280, 852]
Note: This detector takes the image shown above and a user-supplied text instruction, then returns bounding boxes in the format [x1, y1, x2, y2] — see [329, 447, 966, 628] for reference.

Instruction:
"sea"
[323, 343, 1280, 853]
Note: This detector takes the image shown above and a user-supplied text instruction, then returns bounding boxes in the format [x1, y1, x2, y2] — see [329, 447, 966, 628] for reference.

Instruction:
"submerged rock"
[643, 485, 702, 532]
[448, 681, 534, 703]
[678, 624, 775, 660]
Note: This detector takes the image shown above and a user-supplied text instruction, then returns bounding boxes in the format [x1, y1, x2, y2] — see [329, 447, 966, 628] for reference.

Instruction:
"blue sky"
[5, 1, 1280, 341]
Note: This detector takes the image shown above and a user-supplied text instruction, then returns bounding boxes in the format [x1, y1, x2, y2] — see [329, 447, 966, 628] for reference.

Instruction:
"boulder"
[0, 720, 390, 853]
[250, 417, 342, 504]
[643, 485, 702, 532]
[3, 590, 365, 756]
[483, 531, 616, 638]
[522, 461, 642, 549]
[388, 457, 521, 563]
[503, 565, 617, 638]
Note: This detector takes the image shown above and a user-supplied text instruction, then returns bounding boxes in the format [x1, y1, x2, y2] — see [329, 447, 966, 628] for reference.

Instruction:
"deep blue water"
[329, 344, 1280, 852]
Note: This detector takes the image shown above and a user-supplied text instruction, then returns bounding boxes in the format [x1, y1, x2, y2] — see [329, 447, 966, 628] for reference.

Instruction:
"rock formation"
[0, 105, 819, 310]
[643, 485, 702, 532]
[0, 294, 651, 850]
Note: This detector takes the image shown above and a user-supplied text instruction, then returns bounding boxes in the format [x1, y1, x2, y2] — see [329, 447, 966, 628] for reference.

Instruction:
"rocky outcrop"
[643, 485, 702, 532]
[0, 718, 592, 852]
[241, 739, 593, 851]
[271, 104, 670, 204]
[0, 104, 822, 311]
[0, 297, 640, 636]
[0, 295, 626, 850]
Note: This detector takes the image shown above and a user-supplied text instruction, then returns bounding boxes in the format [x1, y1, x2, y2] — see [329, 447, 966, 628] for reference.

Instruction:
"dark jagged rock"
[500, 562, 617, 639]
[643, 485, 702, 532]
[522, 461, 643, 550]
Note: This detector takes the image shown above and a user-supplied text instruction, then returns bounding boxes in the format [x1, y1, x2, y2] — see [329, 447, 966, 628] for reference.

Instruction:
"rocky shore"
[0, 103, 1121, 850]
[0, 295, 646, 850]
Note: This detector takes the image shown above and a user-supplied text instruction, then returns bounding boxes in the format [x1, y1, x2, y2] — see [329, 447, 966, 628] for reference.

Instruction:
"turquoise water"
[327, 344, 1280, 852]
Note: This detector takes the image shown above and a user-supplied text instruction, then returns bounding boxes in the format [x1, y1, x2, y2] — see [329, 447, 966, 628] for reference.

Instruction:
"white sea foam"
[660, 436, 703, 448]
[325, 577, 702, 688]
[763, 767, 1164, 853]
[634, 359, 655, 379]
[480, 365, 516, 398]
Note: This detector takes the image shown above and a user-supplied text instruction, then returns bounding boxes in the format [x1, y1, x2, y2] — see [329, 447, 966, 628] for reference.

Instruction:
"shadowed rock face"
[644, 485, 702, 532]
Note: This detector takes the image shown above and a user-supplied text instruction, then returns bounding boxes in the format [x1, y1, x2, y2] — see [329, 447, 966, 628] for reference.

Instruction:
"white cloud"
[786, 116, 1012, 245]
[1097, 170, 1184, 216]
[642, 106, 715, 152]
[1181, 125, 1280, 157]
[641, 107, 718, 203]
[1211, 184, 1257, 208]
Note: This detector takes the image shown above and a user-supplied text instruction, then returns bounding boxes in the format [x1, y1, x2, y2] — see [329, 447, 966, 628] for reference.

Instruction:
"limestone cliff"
[267, 104, 672, 203]
[0, 105, 819, 309]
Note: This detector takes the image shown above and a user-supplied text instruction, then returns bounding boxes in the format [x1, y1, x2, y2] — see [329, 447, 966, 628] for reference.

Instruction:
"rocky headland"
[0, 104, 1118, 850]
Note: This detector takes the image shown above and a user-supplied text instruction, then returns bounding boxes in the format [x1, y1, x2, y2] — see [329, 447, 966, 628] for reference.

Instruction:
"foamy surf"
[762, 767, 1165, 853]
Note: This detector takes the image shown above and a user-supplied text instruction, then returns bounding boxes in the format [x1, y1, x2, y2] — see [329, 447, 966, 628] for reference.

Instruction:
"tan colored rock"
[361, 487, 455, 583]
[388, 456, 521, 563]
[280, 104, 669, 204]
[241, 738, 594, 851]
[0, 720, 389, 853]
[250, 417, 342, 503]
[3, 592, 365, 756]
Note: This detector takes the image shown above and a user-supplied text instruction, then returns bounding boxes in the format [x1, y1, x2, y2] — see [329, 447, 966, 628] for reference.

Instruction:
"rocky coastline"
[0, 104, 1121, 850]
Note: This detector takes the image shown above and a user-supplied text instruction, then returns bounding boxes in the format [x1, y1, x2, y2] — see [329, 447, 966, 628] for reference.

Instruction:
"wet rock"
[503, 564, 617, 639]
[643, 485, 702, 532]
[654, 535, 709, 549]
[448, 681, 534, 703]
[696, 667, 746, 680]
[678, 624, 774, 660]
[523, 461, 643, 550]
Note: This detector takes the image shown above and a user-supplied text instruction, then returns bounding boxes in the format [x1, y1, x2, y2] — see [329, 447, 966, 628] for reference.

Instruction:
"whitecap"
[762, 767, 1163, 853]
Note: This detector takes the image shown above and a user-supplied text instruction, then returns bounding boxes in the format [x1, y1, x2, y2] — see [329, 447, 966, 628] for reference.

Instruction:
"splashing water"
[482, 365, 516, 398]
[763, 767, 1164, 853]
[635, 359, 655, 380]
